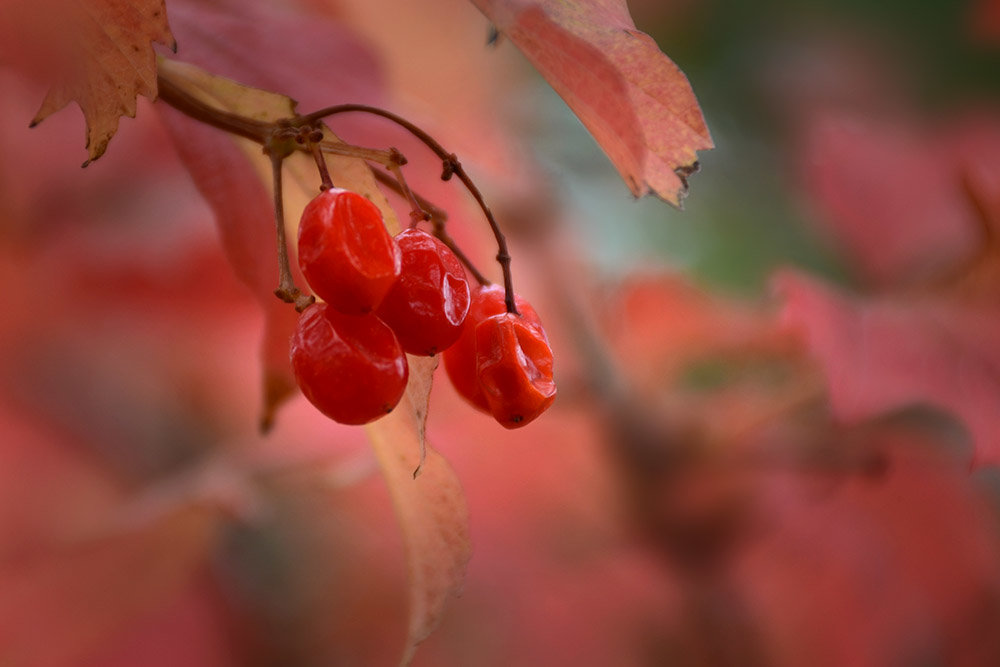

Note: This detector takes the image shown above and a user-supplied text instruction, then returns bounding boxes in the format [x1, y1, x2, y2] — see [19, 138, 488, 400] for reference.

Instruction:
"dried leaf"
[471, 0, 713, 204]
[28, 0, 175, 164]
[366, 356, 471, 665]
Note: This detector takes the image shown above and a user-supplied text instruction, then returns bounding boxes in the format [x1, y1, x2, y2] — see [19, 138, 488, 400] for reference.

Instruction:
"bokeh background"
[2, 0, 1000, 665]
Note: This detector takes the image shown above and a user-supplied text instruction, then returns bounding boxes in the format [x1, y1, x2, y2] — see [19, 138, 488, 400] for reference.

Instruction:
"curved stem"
[304, 104, 518, 314]
[156, 73, 503, 304]
[370, 170, 489, 285]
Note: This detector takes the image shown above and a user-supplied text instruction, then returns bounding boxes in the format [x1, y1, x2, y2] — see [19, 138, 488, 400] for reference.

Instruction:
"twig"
[304, 104, 518, 314]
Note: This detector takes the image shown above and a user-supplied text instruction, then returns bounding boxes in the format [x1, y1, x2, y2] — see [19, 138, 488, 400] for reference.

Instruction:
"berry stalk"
[302, 104, 520, 316]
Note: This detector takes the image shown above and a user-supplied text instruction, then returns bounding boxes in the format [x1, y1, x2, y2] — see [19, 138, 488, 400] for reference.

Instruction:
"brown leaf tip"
[674, 160, 701, 191]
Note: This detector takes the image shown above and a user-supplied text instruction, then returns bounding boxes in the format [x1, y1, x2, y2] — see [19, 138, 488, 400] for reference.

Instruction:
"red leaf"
[800, 114, 992, 287]
[739, 434, 1000, 667]
[775, 271, 1000, 466]
[801, 116, 979, 286]
[0, 411, 220, 667]
[788, 110, 1000, 468]
[471, 0, 712, 205]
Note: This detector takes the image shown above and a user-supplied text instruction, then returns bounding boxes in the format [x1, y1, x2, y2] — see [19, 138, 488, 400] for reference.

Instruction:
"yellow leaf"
[367, 356, 471, 666]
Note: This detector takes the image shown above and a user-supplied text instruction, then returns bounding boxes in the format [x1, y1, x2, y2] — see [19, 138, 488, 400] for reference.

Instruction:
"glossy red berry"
[297, 188, 401, 314]
[376, 229, 471, 356]
[290, 303, 409, 425]
[475, 312, 556, 428]
[442, 284, 542, 412]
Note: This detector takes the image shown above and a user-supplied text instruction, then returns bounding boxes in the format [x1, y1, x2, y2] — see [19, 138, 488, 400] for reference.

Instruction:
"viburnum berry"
[297, 188, 401, 314]
[442, 284, 545, 413]
[376, 229, 471, 356]
[475, 312, 556, 428]
[290, 302, 408, 425]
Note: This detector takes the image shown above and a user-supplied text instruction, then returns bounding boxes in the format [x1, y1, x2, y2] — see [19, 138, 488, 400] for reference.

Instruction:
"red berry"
[376, 229, 471, 356]
[290, 303, 409, 425]
[442, 284, 542, 412]
[297, 188, 401, 314]
[475, 312, 556, 428]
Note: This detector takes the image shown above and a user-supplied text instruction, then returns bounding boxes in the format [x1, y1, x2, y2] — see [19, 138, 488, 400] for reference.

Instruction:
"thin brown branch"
[268, 151, 314, 312]
[370, 170, 489, 285]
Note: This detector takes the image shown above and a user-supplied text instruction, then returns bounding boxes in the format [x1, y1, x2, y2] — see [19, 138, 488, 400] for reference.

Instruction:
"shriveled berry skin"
[297, 188, 401, 314]
[475, 313, 556, 428]
[376, 229, 471, 356]
[442, 284, 541, 412]
[290, 303, 409, 425]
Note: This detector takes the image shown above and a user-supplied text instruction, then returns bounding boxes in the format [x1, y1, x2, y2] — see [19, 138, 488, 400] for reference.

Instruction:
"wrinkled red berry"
[443, 284, 542, 412]
[297, 188, 401, 314]
[376, 229, 471, 356]
[290, 303, 408, 425]
[475, 312, 556, 428]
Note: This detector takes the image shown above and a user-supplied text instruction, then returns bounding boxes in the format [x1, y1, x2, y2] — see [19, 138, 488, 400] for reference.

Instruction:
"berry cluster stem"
[156, 71, 514, 312]
[303, 104, 519, 316]
[268, 150, 315, 312]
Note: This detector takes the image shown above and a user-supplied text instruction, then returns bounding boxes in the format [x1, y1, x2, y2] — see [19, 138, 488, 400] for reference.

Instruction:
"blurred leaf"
[800, 114, 984, 287]
[739, 433, 1000, 666]
[776, 270, 1000, 466]
[26, 0, 175, 164]
[786, 111, 1000, 468]
[0, 502, 218, 667]
[470, 0, 713, 205]
[367, 356, 471, 666]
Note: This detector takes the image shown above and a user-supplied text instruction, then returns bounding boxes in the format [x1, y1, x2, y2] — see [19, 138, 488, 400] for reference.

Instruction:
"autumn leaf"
[24, 0, 175, 165]
[738, 434, 1000, 667]
[367, 356, 471, 666]
[470, 0, 713, 205]
[775, 270, 1000, 466]
[785, 112, 1000, 467]
[0, 410, 221, 667]
[0, 504, 218, 667]
[800, 115, 982, 287]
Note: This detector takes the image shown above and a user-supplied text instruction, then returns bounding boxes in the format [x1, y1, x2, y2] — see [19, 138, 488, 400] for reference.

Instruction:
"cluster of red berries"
[289, 188, 556, 428]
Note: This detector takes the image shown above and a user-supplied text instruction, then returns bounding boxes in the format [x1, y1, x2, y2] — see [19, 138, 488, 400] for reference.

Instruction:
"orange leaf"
[366, 356, 471, 665]
[28, 0, 175, 164]
[471, 0, 713, 205]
